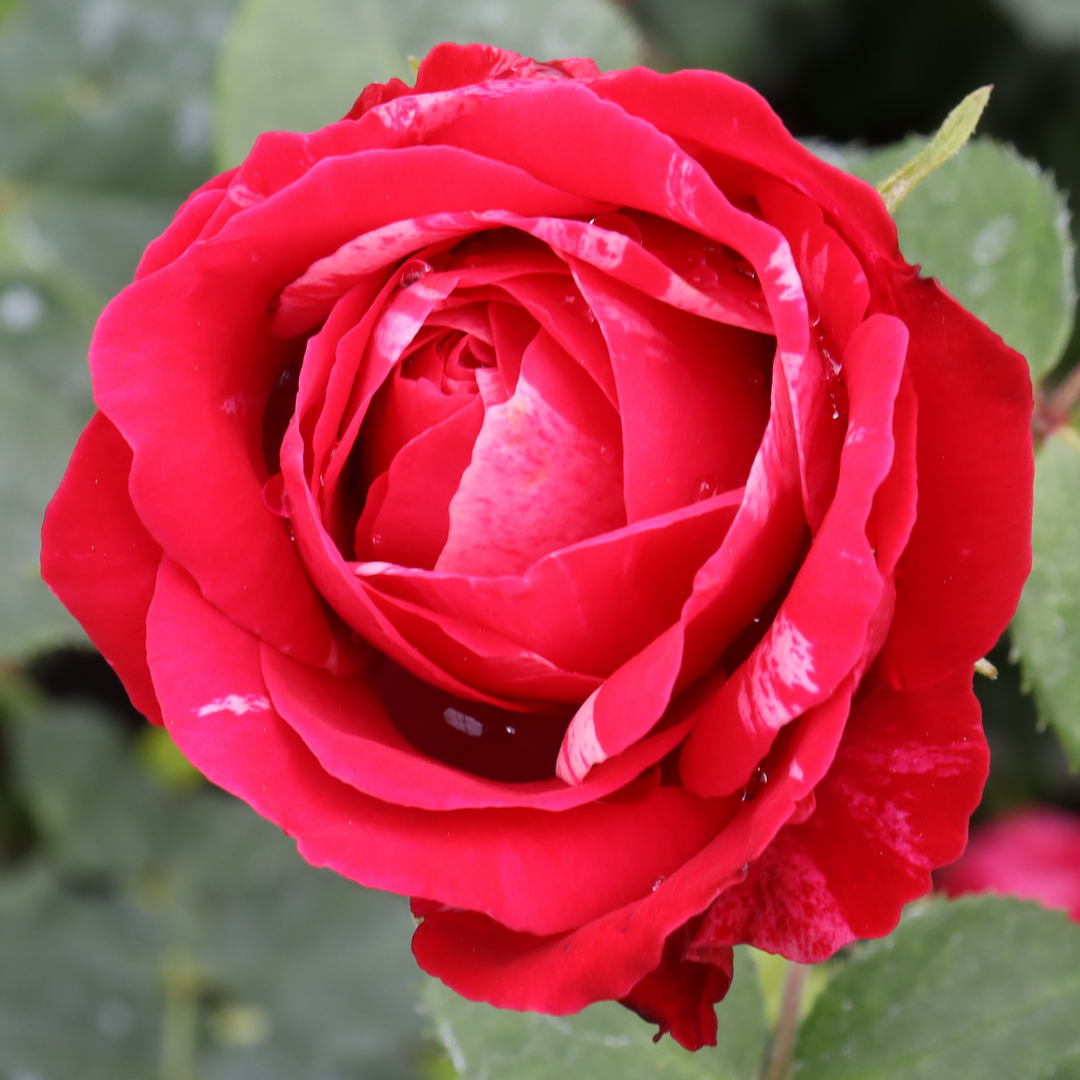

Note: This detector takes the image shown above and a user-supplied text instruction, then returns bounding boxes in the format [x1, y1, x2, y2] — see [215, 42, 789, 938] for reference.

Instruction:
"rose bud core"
[41, 43, 1033, 1048]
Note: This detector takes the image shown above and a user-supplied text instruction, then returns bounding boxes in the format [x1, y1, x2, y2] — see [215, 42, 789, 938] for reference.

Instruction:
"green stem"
[763, 962, 809, 1080]
[159, 951, 200, 1080]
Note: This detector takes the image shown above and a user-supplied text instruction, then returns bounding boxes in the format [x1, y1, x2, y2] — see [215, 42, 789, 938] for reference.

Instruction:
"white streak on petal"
[556, 688, 604, 785]
[766, 241, 803, 302]
[196, 694, 271, 717]
[772, 614, 819, 693]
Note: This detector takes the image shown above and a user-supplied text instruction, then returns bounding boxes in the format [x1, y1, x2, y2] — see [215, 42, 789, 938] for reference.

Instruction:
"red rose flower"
[940, 807, 1080, 922]
[41, 44, 1032, 1048]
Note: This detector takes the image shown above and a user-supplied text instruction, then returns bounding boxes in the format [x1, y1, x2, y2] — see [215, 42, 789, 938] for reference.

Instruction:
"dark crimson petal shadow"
[679, 314, 905, 798]
[573, 261, 771, 522]
[261, 643, 696, 811]
[690, 670, 988, 961]
[413, 681, 850, 1013]
[878, 276, 1033, 689]
[147, 557, 738, 936]
[41, 413, 164, 724]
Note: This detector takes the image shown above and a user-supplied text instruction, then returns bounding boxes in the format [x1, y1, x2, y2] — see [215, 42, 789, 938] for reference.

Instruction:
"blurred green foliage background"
[3, 0, 1080, 1076]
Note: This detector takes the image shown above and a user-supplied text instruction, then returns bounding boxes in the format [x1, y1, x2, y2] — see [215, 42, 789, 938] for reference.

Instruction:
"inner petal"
[437, 328, 625, 577]
[361, 394, 486, 569]
[573, 260, 773, 523]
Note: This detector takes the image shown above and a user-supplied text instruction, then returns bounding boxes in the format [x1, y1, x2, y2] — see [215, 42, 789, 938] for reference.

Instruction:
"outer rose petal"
[147, 556, 737, 937]
[619, 922, 733, 1051]
[40, 413, 164, 724]
[414, 681, 851, 1018]
[878, 277, 1034, 688]
[691, 669, 988, 960]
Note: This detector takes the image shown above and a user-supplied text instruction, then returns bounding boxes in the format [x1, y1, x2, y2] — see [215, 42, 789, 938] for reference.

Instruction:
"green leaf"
[822, 137, 1075, 381]
[1012, 425, 1080, 769]
[0, 0, 240, 199]
[794, 896, 1080, 1080]
[423, 946, 767, 1080]
[213, 0, 644, 167]
[876, 86, 991, 213]
[2, 699, 426, 1079]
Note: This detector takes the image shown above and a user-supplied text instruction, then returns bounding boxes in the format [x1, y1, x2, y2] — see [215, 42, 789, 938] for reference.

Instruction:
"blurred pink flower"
[940, 807, 1080, 921]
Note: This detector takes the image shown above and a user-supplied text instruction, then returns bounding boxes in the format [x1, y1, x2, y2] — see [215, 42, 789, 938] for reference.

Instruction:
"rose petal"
[148, 556, 736, 936]
[619, 920, 733, 1050]
[437, 329, 625, 576]
[262, 643, 696, 812]
[40, 413, 164, 724]
[365, 394, 485, 568]
[573, 261, 771, 522]
[679, 314, 906, 797]
[413, 680, 850, 1011]
[691, 669, 988, 960]
[355, 488, 742, 680]
[879, 277, 1034, 688]
[556, 349, 803, 784]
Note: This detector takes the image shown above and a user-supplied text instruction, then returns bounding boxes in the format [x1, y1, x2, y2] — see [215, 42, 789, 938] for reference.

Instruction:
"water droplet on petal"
[589, 212, 643, 245]
[398, 259, 433, 288]
[732, 259, 758, 281]
[688, 266, 719, 288]
[652, 876, 665, 892]
[693, 475, 720, 502]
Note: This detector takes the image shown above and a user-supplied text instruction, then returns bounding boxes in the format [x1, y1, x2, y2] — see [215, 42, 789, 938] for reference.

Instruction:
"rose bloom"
[42, 44, 1032, 1047]
[939, 807, 1080, 922]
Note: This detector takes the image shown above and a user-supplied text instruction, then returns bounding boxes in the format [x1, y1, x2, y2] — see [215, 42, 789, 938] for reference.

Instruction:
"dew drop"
[398, 258, 433, 288]
[463, 255, 484, 269]
[380, 660, 573, 782]
[693, 475, 720, 502]
[740, 763, 770, 801]
[688, 266, 719, 288]
[371, 533, 383, 547]
[589, 212, 644, 245]
[652, 876, 665, 892]
[732, 259, 758, 281]
[747, 369, 764, 388]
